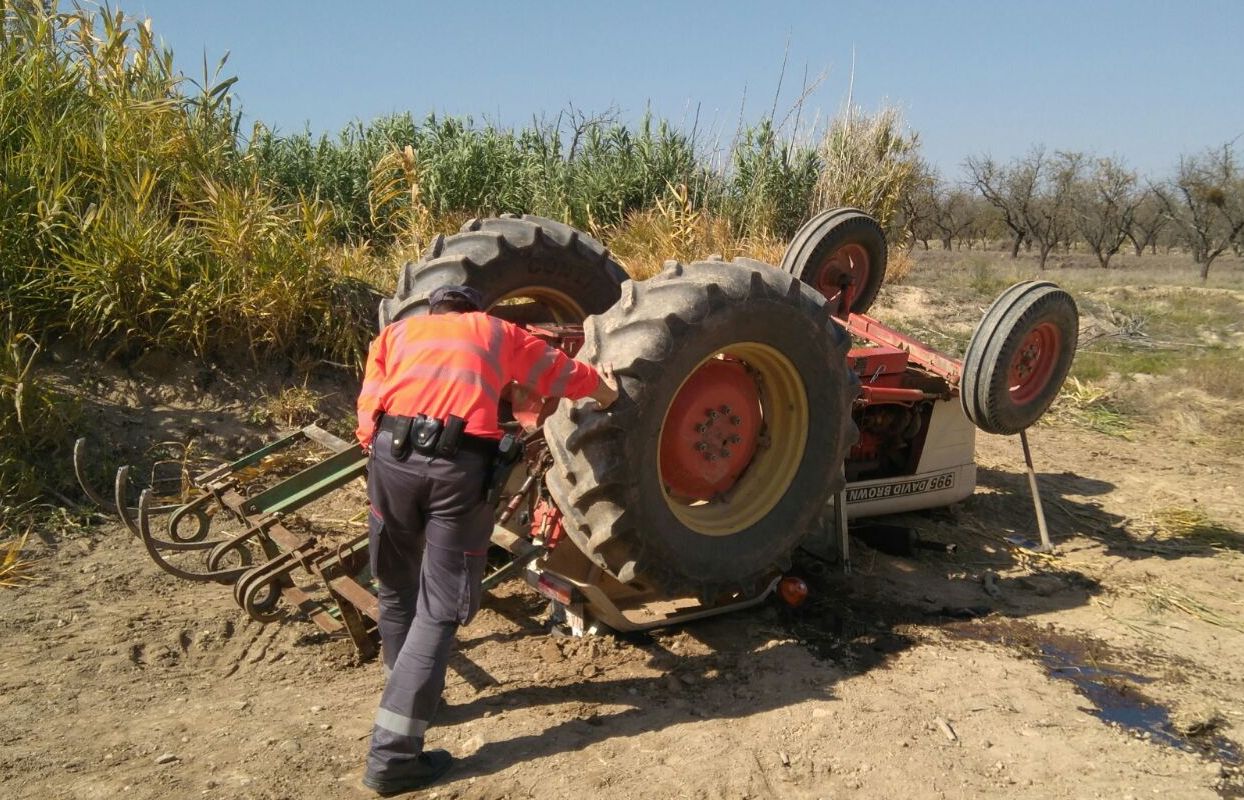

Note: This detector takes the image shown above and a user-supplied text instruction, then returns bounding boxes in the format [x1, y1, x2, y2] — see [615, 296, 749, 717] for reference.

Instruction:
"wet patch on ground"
[942, 620, 1242, 765]
[772, 555, 1244, 798]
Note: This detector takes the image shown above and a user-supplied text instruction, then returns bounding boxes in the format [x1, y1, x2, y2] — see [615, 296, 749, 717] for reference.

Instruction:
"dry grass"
[602, 184, 785, 279]
[248, 385, 325, 428]
[813, 105, 922, 234]
[1045, 377, 1132, 438]
[1, 320, 77, 509]
[1132, 579, 1244, 633]
[1149, 506, 1239, 545]
[885, 249, 916, 285]
[0, 531, 39, 589]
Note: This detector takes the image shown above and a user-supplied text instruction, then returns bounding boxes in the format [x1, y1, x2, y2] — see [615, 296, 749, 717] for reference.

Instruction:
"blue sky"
[130, 0, 1244, 182]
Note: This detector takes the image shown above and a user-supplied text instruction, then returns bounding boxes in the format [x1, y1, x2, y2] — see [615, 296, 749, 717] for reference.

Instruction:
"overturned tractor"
[75, 210, 1078, 651]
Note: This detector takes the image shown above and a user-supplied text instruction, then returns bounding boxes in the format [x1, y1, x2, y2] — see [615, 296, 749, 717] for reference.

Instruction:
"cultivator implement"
[76, 425, 385, 656]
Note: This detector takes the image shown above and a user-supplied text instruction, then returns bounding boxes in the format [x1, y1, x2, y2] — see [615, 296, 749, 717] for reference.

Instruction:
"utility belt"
[377, 413, 523, 505]
[378, 412, 497, 461]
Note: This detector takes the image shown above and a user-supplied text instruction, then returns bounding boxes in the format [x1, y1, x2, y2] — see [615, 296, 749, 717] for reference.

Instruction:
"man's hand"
[589, 362, 620, 409]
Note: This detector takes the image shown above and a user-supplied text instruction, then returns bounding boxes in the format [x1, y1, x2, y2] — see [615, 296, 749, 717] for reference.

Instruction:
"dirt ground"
[4, 275, 1244, 799]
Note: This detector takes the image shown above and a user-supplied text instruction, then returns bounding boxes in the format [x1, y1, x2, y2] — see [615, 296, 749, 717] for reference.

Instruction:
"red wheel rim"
[659, 358, 762, 500]
[813, 243, 871, 308]
[1008, 322, 1062, 404]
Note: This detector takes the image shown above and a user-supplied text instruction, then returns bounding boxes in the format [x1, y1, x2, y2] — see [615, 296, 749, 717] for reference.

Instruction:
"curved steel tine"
[73, 438, 113, 510]
[206, 526, 265, 572]
[166, 493, 216, 543]
[114, 466, 142, 539]
[110, 461, 183, 533]
[136, 488, 248, 584]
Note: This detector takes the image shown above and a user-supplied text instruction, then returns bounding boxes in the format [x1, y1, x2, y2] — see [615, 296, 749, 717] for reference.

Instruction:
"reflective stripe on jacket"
[355, 312, 600, 447]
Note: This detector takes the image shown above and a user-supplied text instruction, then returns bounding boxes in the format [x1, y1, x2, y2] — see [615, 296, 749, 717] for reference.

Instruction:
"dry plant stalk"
[369, 145, 435, 252]
[1133, 579, 1244, 634]
[0, 531, 39, 589]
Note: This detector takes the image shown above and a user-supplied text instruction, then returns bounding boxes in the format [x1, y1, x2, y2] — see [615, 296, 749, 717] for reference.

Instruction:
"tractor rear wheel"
[544, 260, 859, 596]
[960, 280, 1078, 435]
[379, 214, 628, 327]
[781, 207, 887, 315]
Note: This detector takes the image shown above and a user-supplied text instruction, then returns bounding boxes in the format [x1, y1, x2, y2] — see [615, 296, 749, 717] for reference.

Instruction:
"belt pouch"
[485, 433, 524, 505]
[413, 415, 442, 453]
[436, 414, 466, 457]
[389, 415, 414, 460]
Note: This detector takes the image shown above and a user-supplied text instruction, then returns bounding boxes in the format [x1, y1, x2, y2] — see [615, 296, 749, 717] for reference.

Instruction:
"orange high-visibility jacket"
[355, 312, 600, 447]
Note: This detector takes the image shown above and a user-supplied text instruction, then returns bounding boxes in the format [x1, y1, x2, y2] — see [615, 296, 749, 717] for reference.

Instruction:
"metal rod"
[835, 484, 851, 576]
[481, 546, 545, 591]
[1019, 428, 1053, 552]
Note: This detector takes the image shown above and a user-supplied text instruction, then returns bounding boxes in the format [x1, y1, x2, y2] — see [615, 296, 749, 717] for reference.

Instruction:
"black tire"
[544, 260, 859, 596]
[780, 207, 887, 315]
[378, 214, 629, 328]
[960, 281, 1078, 435]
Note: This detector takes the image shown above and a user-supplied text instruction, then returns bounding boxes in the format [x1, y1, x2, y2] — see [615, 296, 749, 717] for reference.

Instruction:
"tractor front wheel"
[960, 280, 1079, 435]
[781, 207, 888, 315]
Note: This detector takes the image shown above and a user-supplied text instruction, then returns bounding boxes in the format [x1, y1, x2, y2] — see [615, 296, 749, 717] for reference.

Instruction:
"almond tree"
[1019, 149, 1084, 270]
[1156, 142, 1244, 280]
[900, 161, 939, 250]
[1074, 157, 1142, 268]
[966, 154, 1033, 257]
[963, 197, 1000, 250]
[1126, 190, 1170, 256]
[929, 188, 977, 250]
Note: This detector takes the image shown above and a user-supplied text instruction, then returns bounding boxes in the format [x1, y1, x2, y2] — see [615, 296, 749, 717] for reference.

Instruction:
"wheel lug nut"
[695, 442, 708, 452]
[729, 434, 742, 444]
[730, 416, 742, 426]
[695, 424, 708, 433]
[707, 410, 719, 419]
[719, 404, 731, 415]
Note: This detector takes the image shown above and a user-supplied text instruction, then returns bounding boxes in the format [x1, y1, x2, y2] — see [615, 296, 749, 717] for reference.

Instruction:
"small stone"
[280, 739, 301, 753]
[233, 701, 250, 712]
[779, 751, 790, 766]
[180, 736, 189, 744]
[154, 753, 178, 765]
[320, 724, 332, 730]
[310, 705, 323, 713]
[582, 664, 598, 678]
[205, 780, 218, 789]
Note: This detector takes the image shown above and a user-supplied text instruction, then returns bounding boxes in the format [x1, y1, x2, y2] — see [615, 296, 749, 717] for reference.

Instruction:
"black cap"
[429, 285, 484, 311]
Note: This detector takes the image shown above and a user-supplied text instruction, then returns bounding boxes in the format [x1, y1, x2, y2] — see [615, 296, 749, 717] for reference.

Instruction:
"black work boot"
[362, 749, 454, 796]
